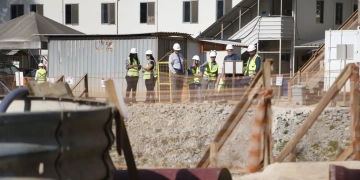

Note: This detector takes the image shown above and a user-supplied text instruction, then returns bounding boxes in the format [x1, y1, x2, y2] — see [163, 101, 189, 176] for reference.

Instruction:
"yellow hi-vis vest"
[218, 77, 225, 92]
[187, 67, 201, 84]
[127, 57, 140, 76]
[37, 69, 47, 83]
[143, 60, 157, 80]
[204, 60, 218, 80]
[244, 54, 260, 76]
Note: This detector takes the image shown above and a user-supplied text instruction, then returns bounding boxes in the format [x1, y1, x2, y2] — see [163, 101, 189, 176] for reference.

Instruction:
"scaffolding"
[157, 50, 188, 103]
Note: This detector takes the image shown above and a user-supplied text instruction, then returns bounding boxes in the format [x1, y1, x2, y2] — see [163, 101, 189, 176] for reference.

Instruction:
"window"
[316, 0, 324, 24]
[30, 4, 43, 15]
[10, 4, 24, 19]
[354, 4, 358, 12]
[183, 1, 198, 23]
[65, 4, 79, 25]
[140, 2, 155, 24]
[101, 3, 115, 24]
[216, 0, 232, 20]
[335, 3, 343, 25]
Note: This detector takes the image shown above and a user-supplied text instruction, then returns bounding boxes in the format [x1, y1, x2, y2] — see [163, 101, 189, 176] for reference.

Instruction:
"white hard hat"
[173, 43, 181, 51]
[146, 50, 153, 55]
[130, 48, 137, 54]
[226, 44, 233, 50]
[38, 63, 44, 67]
[209, 50, 217, 57]
[247, 44, 257, 52]
[192, 55, 200, 61]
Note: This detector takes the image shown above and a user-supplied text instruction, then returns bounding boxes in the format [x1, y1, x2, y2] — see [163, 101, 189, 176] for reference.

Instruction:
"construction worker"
[168, 43, 184, 103]
[187, 55, 203, 102]
[125, 48, 142, 103]
[35, 63, 47, 84]
[142, 50, 157, 103]
[241, 44, 262, 87]
[200, 50, 218, 100]
[222, 44, 242, 89]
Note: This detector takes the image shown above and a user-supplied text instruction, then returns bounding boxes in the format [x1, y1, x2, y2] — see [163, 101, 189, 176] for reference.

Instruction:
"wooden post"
[350, 64, 360, 159]
[262, 60, 272, 167]
[288, 147, 297, 162]
[209, 142, 218, 168]
[275, 64, 354, 162]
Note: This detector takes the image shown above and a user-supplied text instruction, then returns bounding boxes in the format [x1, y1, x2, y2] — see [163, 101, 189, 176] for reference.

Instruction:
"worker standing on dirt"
[142, 50, 157, 103]
[125, 48, 142, 103]
[187, 55, 203, 102]
[168, 43, 185, 103]
[35, 63, 47, 84]
[200, 50, 218, 101]
[241, 44, 262, 87]
[222, 44, 242, 89]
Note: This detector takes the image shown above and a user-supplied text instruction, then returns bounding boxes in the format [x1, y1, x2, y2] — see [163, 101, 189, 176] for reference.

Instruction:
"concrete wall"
[0, 0, 243, 37]
[296, 0, 355, 45]
[324, 30, 358, 92]
[0, 0, 118, 34]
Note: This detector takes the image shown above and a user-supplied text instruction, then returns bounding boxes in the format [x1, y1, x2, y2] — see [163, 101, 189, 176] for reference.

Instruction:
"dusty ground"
[4, 99, 352, 179]
[111, 101, 351, 171]
[232, 161, 360, 180]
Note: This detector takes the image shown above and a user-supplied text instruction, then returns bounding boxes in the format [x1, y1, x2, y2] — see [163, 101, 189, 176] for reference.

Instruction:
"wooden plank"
[335, 145, 353, 161]
[262, 60, 272, 168]
[196, 60, 267, 168]
[26, 81, 74, 98]
[209, 142, 218, 168]
[350, 64, 360, 160]
[275, 64, 354, 162]
[288, 147, 297, 162]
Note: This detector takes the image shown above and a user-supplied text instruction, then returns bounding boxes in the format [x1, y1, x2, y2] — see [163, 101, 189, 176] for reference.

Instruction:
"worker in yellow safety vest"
[240, 44, 262, 88]
[142, 50, 157, 103]
[199, 50, 219, 100]
[125, 48, 142, 103]
[35, 63, 47, 84]
[187, 55, 204, 102]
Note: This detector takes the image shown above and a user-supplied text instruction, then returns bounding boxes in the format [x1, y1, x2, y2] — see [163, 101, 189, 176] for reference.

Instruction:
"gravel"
[110, 102, 351, 170]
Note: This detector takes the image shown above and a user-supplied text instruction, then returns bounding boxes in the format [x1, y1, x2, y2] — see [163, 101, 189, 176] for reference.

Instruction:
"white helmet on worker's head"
[209, 50, 217, 57]
[192, 55, 200, 61]
[173, 43, 181, 51]
[226, 44, 234, 50]
[130, 48, 137, 54]
[247, 44, 257, 52]
[38, 63, 44, 67]
[145, 50, 153, 55]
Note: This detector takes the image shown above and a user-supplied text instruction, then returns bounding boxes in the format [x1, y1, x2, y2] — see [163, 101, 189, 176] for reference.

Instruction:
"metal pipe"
[221, 23, 224, 39]
[358, 0, 360, 25]
[280, 0, 283, 16]
[113, 168, 232, 180]
[292, 0, 297, 77]
[239, 9, 242, 30]
[279, 38, 282, 74]
[117, 0, 119, 34]
[257, 0, 260, 16]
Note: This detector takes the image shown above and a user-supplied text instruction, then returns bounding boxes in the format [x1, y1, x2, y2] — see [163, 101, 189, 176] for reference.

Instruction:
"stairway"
[288, 10, 358, 100]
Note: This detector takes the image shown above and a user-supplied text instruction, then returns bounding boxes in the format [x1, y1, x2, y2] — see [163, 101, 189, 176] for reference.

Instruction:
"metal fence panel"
[48, 38, 157, 99]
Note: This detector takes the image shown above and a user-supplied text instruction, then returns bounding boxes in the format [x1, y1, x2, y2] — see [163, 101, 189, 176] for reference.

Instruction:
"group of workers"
[32, 42, 261, 103]
[124, 42, 261, 103]
[169, 43, 262, 103]
[125, 48, 158, 103]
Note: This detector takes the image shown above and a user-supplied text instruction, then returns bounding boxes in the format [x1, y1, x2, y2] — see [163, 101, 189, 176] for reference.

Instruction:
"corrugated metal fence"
[48, 38, 157, 100]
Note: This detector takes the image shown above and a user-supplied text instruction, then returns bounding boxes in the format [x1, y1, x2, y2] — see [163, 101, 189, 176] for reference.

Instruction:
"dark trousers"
[188, 83, 201, 101]
[125, 76, 139, 101]
[201, 78, 216, 100]
[145, 76, 157, 102]
[171, 70, 184, 103]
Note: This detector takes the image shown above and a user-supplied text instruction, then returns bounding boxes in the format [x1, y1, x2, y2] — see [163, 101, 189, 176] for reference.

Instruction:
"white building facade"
[0, 0, 244, 37]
